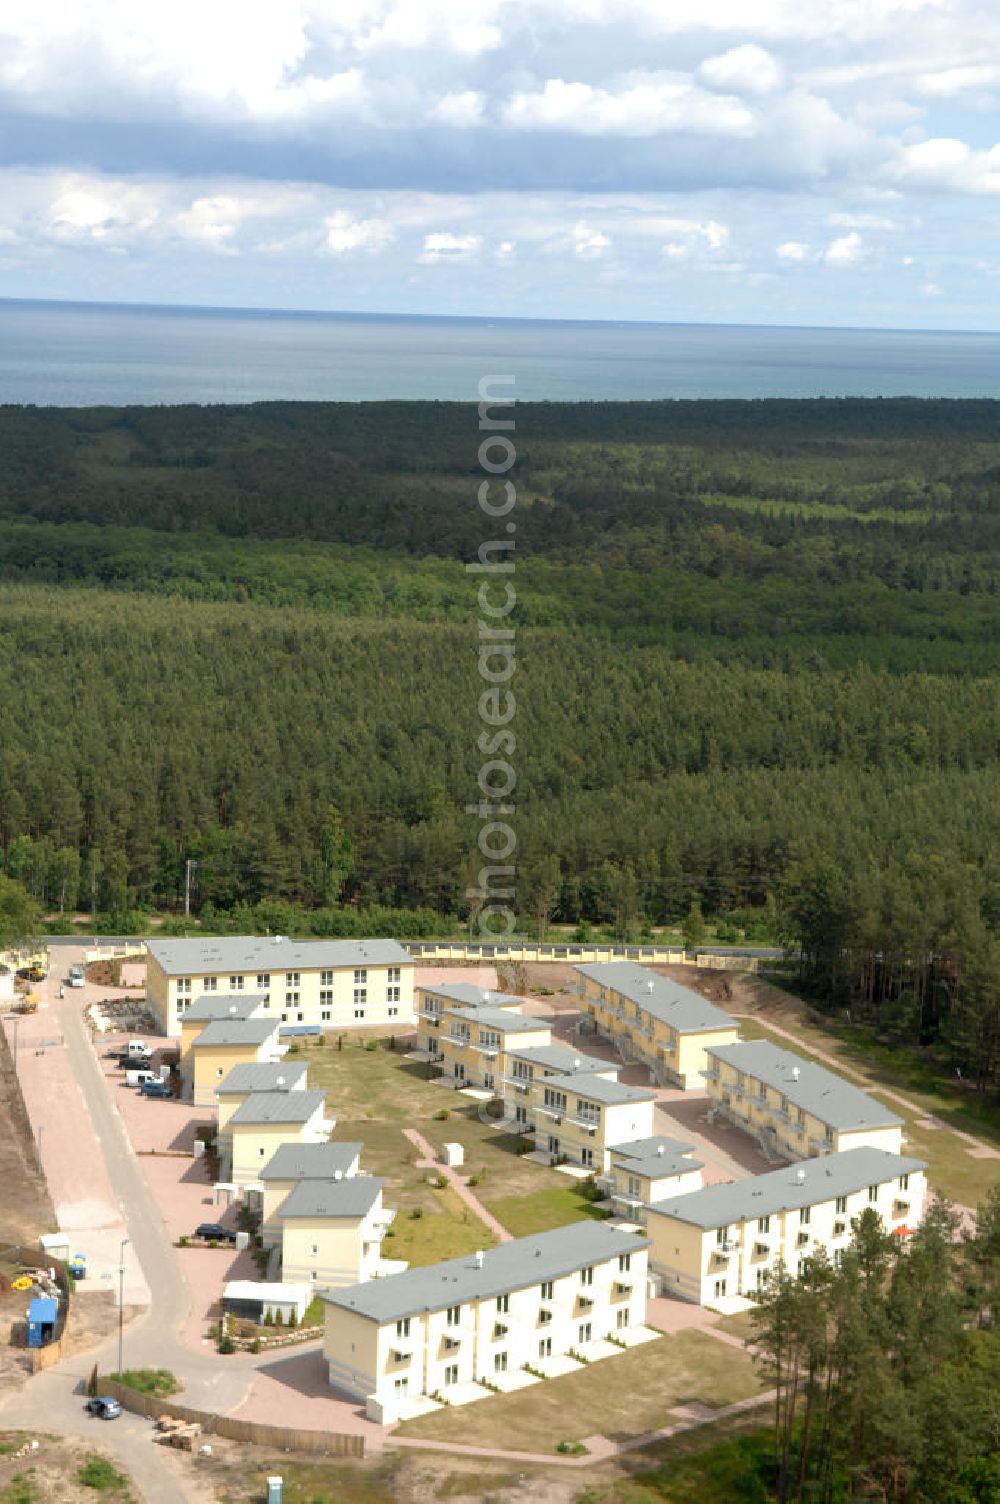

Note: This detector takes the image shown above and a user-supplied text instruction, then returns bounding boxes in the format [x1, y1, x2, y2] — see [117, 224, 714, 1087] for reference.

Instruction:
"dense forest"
[3, 398, 1000, 1088]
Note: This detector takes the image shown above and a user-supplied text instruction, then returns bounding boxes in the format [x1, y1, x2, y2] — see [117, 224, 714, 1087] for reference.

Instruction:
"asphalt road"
[0, 965, 260, 1502]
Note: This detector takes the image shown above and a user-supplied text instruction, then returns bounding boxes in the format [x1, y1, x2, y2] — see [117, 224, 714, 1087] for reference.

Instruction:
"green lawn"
[482, 1184, 609, 1238]
[395, 1330, 766, 1452]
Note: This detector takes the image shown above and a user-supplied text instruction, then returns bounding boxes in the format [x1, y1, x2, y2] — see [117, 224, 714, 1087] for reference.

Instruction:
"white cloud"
[495, 239, 516, 261]
[428, 90, 485, 127]
[824, 230, 866, 265]
[418, 230, 482, 262]
[45, 176, 158, 243]
[915, 65, 1000, 98]
[921, 280, 942, 294]
[776, 240, 810, 261]
[570, 221, 611, 259]
[890, 137, 1000, 193]
[829, 211, 899, 229]
[698, 44, 784, 97]
[503, 74, 755, 138]
[323, 209, 395, 254]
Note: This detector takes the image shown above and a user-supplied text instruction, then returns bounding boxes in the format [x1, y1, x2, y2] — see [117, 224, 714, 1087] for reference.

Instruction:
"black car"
[194, 1223, 237, 1244]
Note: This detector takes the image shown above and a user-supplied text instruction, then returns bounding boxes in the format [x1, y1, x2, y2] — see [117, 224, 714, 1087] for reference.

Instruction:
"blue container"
[267, 1479, 283, 1504]
[26, 1296, 58, 1348]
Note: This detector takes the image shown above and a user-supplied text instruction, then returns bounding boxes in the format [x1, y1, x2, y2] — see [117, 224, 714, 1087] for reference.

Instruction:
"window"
[444, 1364, 458, 1386]
[354, 968, 368, 985]
[756, 1268, 768, 1291]
[627, 1176, 641, 1198]
[387, 986, 400, 1004]
[868, 1184, 878, 1203]
[177, 977, 192, 994]
[758, 1216, 770, 1234]
[259, 1147, 266, 1157]
[229, 975, 244, 991]
[285, 991, 299, 1009]
[580, 1266, 593, 1287]
[396, 1318, 410, 1338]
[286, 972, 300, 986]
[354, 1007, 366, 1020]
[281, 1013, 288, 1022]
[547, 1135, 559, 1155]
[203, 976, 217, 992]
[835, 1196, 847, 1215]
[515, 1105, 527, 1125]
[320, 970, 333, 987]
[319, 989, 333, 1007]
[256, 973, 270, 989]
[496, 1294, 509, 1313]
[538, 1337, 552, 1358]
[576, 1100, 600, 1126]
[388, 966, 401, 983]
[388, 1006, 398, 1018]
[578, 1322, 592, 1343]
[716, 1226, 730, 1248]
[779, 1094, 788, 1115]
[354, 988, 367, 1007]
[484, 1072, 495, 1091]
[446, 1305, 461, 1326]
[494, 1352, 507, 1373]
[616, 1309, 630, 1330]
[543, 1087, 567, 1112]
[799, 1206, 811, 1226]
[540, 1282, 553, 1300]
[833, 1249, 845, 1268]
[297, 1012, 303, 1022]
[310, 1244, 318, 1256]
[581, 1147, 594, 1168]
[618, 1253, 631, 1273]
[480, 1029, 500, 1050]
[394, 1377, 409, 1396]
[898, 1174, 909, 1192]
[714, 1279, 727, 1299]
[321, 1010, 331, 1022]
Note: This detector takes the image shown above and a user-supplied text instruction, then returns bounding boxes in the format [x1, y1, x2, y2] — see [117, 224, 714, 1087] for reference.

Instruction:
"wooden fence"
[98, 1378, 365, 1457]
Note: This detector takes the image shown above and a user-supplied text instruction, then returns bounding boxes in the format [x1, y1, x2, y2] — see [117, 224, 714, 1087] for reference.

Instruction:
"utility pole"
[117, 1237, 129, 1374]
[184, 859, 199, 919]
[10, 1015, 19, 1074]
[35, 1127, 43, 1175]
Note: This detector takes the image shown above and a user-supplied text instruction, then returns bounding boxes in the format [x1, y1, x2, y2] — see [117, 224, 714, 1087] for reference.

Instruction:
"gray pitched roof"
[147, 936, 412, 977]
[321, 1221, 650, 1324]
[183, 994, 269, 1023]
[544, 1071, 654, 1106]
[419, 983, 525, 1011]
[193, 1018, 280, 1049]
[504, 1043, 615, 1076]
[706, 1040, 904, 1132]
[576, 961, 737, 1034]
[259, 1142, 363, 1182]
[647, 1148, 925, 1230]
[218, 1061, 309, 1096]
[228, 1089, 327, 1126]
[279, 1177, 385, 1221]
[448, 1005, 548, 1034]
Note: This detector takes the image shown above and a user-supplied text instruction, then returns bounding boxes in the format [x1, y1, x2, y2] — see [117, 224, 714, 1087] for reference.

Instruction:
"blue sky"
[2, 1, 1000, 327]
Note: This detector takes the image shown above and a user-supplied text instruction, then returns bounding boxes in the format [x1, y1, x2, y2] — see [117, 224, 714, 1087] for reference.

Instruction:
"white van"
[125, 1040, 152, 1060]
[67, 966, 85, 989]
[125, 1069, 159, 1089]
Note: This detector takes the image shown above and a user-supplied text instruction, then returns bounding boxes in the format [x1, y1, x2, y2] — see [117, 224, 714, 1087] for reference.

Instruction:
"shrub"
[556, 1440, 587, 1456]
[409, 1207, 424, 1220]
[273, 1309, 284, 1326]
[78, 1455, 128, 1489]
[218, 1331, 235, 1354]
[287, 1309, 298, 1328]
[364, 1039, 378, 1052]
[178, 1235, 188, 1247]
[250, 1336, 261, 1354]
[467, 1173, 480, 1187]
[433, 1108, 450, 1121]
[105, 1368, 180, 1397]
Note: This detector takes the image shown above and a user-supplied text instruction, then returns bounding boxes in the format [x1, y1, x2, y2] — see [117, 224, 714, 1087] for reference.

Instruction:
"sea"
[2, 297, 1000, 405]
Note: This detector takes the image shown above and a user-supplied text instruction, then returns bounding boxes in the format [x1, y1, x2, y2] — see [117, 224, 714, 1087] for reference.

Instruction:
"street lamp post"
[117, 1238, 129, 1375]
[10, 1015, 19, 1073]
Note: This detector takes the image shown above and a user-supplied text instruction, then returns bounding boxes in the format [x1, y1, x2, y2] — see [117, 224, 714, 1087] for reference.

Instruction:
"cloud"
[698, 44, 784, 97]
[503, 74, 756, 138]
[569, 221, 612, 259]
[889, 137, 1000, 194]
[46, 179, 159, 243]
[429, 90, 485, 127]
[323, 209, 395, 254]
[776, 240, 810, 261]
[915, 65, 1000, 98]
[418, 230, 482, 262]
[824, 230, 866, 265]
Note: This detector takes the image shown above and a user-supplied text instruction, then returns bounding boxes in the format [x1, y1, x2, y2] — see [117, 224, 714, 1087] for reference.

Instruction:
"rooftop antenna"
[796, 1167, 806, 1183]
[792, 1066, 800, 1081]
[647, 981, 655, 993]
[474, 1250, 484, 1269]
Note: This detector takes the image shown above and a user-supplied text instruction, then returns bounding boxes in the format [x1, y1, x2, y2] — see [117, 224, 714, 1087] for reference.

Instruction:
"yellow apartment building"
[528, 1071, 656, 1172]
[190, 1017, 285, 1108]
[321, 1220, 650, 1423]
[258, 1140, 364, 1249]
[704, 1040, 905, 1161]
[417, 982, 528, 1060]
[575, 962, 739, 1089]
[228, 1088, 332, 1187]
[215, 1060, 309, 1161]
[280, 1176, 398, 1287]
[502, 1042, 619, 1134]
[436, 1004, 552, 1094]
[178, 994, 268, 1088]
[598, 1135, 704, 1223]
[646, 1147, 926, 1306]
[146, 936, 415, 1037]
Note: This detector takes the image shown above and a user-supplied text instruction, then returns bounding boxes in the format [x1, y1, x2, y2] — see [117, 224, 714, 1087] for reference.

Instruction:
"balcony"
[797, 1230, 810, 1247]
[537, 1105, 567, 1122]
[612, 1281, 632, 1298]
[444, 1034, 472, 1049]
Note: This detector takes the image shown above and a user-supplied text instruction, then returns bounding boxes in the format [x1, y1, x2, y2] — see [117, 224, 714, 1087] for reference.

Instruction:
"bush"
[105, 1368, 180, 1397]
[218, 1332, 235, 1354]
[433, 1108, 450, 1121]
[287, 1309, 298, 1328]
[409, 1207, 424, 1220]
[467, 1173, 480, 1187]
[178, 1235, 188, 1247]
[556, 1440, 587, 1456]
[78, 1456, 128, 1490]
[364, 1039, 378, 1052]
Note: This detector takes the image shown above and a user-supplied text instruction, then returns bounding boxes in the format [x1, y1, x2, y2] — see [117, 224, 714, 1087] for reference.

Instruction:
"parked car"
[85, 1397, 122, 1420]
[139, 1079, 173, 1099]
[194, 1223, 238, 1245]
[124, 1040, 152, 1060]
[67, 966, 85, 989]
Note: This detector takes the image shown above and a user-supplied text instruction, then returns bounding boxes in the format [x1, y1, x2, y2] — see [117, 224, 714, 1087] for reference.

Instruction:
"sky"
[2, 1, 1000, 327]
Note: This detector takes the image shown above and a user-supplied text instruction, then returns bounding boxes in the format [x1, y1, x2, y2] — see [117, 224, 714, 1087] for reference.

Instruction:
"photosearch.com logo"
[466, 374, 517, 941]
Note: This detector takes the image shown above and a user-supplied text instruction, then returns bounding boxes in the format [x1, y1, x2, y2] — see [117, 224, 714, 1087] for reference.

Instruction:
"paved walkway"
[403, 1127, 512, 1243]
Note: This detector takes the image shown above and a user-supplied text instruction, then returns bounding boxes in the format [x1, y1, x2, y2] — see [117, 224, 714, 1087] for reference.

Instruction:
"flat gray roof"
[183, 994, 269, 1023]
[228, 1089, 327, 1126]
[448, 1005, 548, 1034]
[194, 1018, 280, 1049]
[419, 983, 525, 1010]
[505, 1042, 614, 1075]
[576, 962, 737, 1034]
[544, 1071, 654, 1106]
[706, 1040, 904, 1131]
[147, 936, 413, 977]
[279, 1177, 385, 1221]
[612, 1134, 695, 1161]
[321, 1221, 650, 1324]
[259, 1142, 363, 1182]
[648, 1148, 925, 1230]
[611, 1135, 701, 1179]
[218, 1061, 309, 1096]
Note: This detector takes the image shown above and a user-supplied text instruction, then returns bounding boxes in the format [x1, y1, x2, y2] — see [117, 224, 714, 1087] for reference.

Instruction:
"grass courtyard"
[394, 1329, 766, 1452]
